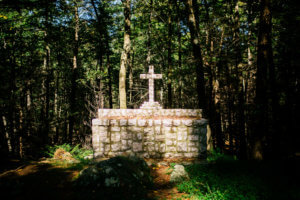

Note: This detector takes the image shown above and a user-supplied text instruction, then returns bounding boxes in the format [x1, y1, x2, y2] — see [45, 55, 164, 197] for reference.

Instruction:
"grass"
[175, 150, 300, 200]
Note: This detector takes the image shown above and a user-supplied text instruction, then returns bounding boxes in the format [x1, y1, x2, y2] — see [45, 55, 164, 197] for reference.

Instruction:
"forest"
[0, 0, 299, 161]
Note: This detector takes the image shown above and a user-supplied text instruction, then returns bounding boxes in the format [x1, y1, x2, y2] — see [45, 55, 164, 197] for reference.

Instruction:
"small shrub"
[44, 143, 93, 161]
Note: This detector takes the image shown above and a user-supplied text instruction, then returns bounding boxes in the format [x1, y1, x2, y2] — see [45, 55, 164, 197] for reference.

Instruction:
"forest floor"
[1, 157, 300, 200]
[0, 157, 197, 200]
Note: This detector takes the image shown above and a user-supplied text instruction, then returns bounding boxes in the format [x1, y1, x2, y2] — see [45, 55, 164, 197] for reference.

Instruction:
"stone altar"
[92, 65, 208, 158]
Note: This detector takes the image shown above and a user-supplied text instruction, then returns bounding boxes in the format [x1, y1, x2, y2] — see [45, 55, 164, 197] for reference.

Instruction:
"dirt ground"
[0, 158, 201, 200]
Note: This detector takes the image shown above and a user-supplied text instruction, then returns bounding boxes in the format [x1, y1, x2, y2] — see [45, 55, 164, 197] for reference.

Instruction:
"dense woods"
[0, 0, 299, 160]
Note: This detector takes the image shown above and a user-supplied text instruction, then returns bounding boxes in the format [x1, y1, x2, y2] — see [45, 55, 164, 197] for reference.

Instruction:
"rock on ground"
[170, 164, 189, 183]
[75, 156, 152, 200]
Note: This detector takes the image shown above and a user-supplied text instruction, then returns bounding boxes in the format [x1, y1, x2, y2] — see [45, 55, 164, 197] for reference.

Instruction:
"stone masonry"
[92, 109, 208, 158]
[92, 65, 208, 158]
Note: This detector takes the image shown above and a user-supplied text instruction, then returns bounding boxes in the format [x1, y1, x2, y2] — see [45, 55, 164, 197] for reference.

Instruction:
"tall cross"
[140, 65, 162, 102]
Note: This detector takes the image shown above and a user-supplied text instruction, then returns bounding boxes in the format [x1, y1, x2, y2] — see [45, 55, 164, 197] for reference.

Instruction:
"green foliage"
[206, 149, 237, 162]
[176, 161, 300, 200]
[44, 143, 93, 161]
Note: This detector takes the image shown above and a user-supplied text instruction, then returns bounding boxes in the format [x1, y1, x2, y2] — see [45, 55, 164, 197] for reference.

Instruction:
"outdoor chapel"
[1, 0, 299, 200]
[92, 65, 208, 158]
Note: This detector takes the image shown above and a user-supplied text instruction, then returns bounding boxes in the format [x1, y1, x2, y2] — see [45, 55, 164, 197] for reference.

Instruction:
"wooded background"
[0, 0, 299, 160]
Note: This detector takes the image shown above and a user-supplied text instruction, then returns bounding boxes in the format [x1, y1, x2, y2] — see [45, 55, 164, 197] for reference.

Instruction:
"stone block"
[182, 119, 193, 126]
[137, 119, 147, 127]
[128, 119, 137, 126]
[99, 137, 109, 143]
[111, 134, 121, 142]
[163, 119, 173, 127]
[166, 132, 176, 139]
[92, 134, 99, 143]
[166, 146, 177, 152]
[156, 135, 165, 141]
[111, 126, 121, 132]
[133, 142, 143, 152]
[188, 141, 199, 147]
[121, 132, 131, 139]
[189, 135, 199, 141]
[193, 119, 207, 126]
[105, 145, 111, 152]
[147, 120, 153, 126]
[154, 120, 162, 126]
[189, 147, 199, 152]
[98, 131, 107, 137]
[99, 126, 108, 133]
[127, 140, 132, 146]
[159, 143, 166, 152]
[110, 119, 118, 126]
[144, 127, 154, 134]
[130, 127, 142, 132]
[120, 119, 127, 126]
[166, 140, 173, 146]
[133, 133, 143, 141]
[177, 127, 187, 133]
[154, 126, 161, 134]
[177, 142, 188, 152]
[121, 140, 127, 145]
[92, 119, 101, 126]
[162, 127, 172, 133]
[146, 143, 155, 152]
[184, 152, 198, 158]
[111, 143, 121, 152]
[173, 120, 181, 126]
[177, 132, 187, 141]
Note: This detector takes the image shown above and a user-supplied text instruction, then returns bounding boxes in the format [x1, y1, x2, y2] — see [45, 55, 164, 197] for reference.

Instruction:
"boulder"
[75, 156, 152, 200]
[170, 164, 190, 183]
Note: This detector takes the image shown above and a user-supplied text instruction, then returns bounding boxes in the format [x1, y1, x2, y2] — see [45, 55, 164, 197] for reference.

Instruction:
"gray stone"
[166, 146, 177, 152]
[128, 119, 137, 126]
[138, 119, 147, 127]
[177, 142, 188, 152]
[182, 119, 193, 126]
[133, 142, 143, 152]
[111, 126, 121, 132]
[163, 119, 173, 127]
[120, 119, 127, 126]
[76, 156, 152, 199]
[173, 120, 181, 126]
[189, 135, 199, 141]
[154, 120, 162, 126]
[170, 164, 190, 183]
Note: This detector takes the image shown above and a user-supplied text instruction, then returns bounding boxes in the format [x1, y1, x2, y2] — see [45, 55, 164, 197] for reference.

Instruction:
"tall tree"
[185, 0, 206, 110]
[69, 1, 80, 144]
[119, 0, 131, 109]
[253, 0, 274, 159]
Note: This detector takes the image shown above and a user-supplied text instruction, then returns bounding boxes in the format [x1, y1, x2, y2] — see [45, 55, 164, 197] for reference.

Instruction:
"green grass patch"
[176, 159, 300, 200]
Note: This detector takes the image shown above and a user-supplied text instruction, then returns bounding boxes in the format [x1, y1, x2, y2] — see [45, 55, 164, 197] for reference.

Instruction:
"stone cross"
[140, 65, 162, 103]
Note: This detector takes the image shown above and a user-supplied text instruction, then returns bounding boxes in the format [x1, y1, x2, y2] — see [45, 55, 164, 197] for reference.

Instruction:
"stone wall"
[92, 109, 208, 158]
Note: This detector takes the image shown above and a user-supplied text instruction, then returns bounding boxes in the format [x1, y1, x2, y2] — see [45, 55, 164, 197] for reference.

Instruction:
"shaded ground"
[1, 157, 299, 200]
[0, 159, 80, 200]
[0, 158, 197, 200]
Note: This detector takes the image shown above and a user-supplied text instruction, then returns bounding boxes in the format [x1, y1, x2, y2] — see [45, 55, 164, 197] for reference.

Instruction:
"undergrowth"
[44, 144, 94, 170]
[176, 150, 300, 200]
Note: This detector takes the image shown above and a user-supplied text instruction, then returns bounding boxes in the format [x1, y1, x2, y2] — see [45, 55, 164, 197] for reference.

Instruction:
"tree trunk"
[253, 0, 274, 159]
[69, 3, 79, 144]
[119, 0, 131, 109]
[167, 0, 173, 108]
[185, 0, 206, 111]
